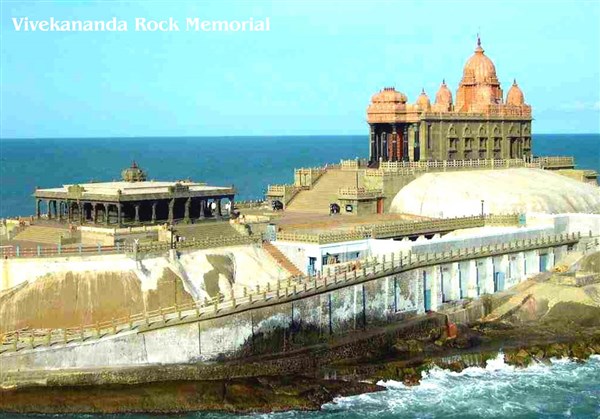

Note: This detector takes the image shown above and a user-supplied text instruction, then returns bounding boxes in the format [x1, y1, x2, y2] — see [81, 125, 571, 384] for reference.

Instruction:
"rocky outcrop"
[0, 268, 193, 332]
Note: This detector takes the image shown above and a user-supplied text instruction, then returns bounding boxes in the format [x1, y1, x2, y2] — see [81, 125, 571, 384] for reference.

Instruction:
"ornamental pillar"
[104, 203, 110, 225]
[392, 125, 398, 161]
[58, 201, 63, 222]
[151, 202, 157, 223]
[228, 195, 235, 216]
[168, 199, 174, 223]
[369, 125, 376, 162]
[216, 198, 222, 219]
[134, 203, 140, 224]
[67, 201, 73, 222]
[184, 198, 191, 223]
[117, 203, 123, 226]
[198, 199, 205, 220]
[46, 199, 52, 219]
[35, 199, 41, 219]
[92, 203, 98, 224]
[78, 202, 84, 225]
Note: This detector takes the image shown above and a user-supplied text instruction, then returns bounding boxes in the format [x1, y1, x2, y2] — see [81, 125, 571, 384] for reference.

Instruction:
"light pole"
[481, 200, 485, 218]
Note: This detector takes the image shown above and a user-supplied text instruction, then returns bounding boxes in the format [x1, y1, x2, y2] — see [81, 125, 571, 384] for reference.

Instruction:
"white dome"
[389, 168, 600, 218]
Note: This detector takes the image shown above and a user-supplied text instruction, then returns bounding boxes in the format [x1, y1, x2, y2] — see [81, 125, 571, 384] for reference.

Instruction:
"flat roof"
[34, 180, 235, 201]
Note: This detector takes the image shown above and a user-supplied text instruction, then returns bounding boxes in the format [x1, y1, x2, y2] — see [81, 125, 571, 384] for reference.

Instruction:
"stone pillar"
[35, 199, 41, 219]
[198, 199, 205, 220]
[117, 203, 123, 226]
[430, 265, 442, 311]
[57, 201, 62, 221]
[466, 260, 478, 298]
[151, 202, 157, 223]
[392, 125, 398, 161]
[78, 202, 84, 225]
[134, 203, 140, 224]
[184, 198, 191, 223]
[104, 203, 110, 225]
[92, 203, 98, 224]
[228, 195, 235, 216]
[408, 125, 416, 162]
[168, 199, 174, 223]
[216, 198, 222, 219]
[369, 125, 376, 162]
[46, 199, 52, 219]
[67, 201, 72, 222]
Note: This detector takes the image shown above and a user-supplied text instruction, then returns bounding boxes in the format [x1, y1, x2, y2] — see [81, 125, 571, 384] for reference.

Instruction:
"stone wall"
[0, 241, 564, 374]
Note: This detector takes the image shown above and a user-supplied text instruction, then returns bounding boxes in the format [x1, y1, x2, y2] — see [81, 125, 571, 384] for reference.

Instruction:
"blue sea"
[0, 134, 598, 218]
[2, 355, 599, 418]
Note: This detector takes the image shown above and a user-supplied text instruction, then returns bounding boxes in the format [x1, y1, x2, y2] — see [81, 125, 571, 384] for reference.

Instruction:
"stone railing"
[373, 156, 575, 175]
[0, 232, 582, 354]
[294, 167, 327, 188]
[338, 187, 383, 200]
[0, 232, 259, 259]
[266, 184, 304, 205]
[339, 158, 369, 171]
[534, 156, 575, 169]
[276, 215, 521, 244]
[234, 200, 266, 209]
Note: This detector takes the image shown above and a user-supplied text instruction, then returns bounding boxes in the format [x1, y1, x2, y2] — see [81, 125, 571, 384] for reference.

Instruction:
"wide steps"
[286, 169, 362, 214]
[12, 226, 69, 245]
[175, 222, 244, 241]
[262, 242, 303, 277]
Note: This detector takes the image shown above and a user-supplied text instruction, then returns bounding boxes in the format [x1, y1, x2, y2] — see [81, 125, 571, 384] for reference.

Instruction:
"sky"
[1, 0, 599, 138]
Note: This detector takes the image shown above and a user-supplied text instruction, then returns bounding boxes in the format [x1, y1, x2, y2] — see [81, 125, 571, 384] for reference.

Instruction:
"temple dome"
[506, 79, 525, 105]
[371, 87, 408, 104]
[415, 89, 431, 110]
[434, 80, 453, 106]
[121, 161, 147, 182]
[389, 169, 600, 217]
[462, 38, 499, 85]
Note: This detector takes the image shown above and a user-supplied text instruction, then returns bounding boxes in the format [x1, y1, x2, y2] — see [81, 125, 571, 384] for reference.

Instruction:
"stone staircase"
[174, 221, 246, 241]
[262, 241, 304, 277]
[285, 169, 362, 214]
[12, 226, 70, 245]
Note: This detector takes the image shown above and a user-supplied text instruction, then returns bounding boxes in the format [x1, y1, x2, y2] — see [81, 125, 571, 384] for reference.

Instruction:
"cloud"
[559, 101, 600, 111]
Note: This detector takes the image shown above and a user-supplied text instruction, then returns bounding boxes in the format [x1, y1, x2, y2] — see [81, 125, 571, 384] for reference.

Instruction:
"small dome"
[434, 80, 453, 105]
[506, 79, 525, 105]
[415, 89, 431, 110]
[462, 37, 499, 84]
[371, 87, 408, 104]
[121, 161, 147, 182]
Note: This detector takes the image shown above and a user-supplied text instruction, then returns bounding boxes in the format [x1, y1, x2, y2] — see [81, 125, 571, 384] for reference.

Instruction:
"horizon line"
[1, 132, 599, 141]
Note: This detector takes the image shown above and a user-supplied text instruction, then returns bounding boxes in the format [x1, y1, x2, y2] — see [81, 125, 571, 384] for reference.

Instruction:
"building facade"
[367, 38, 532, 164]
[33, 163, 235, 226]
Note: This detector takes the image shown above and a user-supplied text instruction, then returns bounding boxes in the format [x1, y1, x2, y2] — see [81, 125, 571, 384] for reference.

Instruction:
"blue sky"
[1, 0, 599, 138]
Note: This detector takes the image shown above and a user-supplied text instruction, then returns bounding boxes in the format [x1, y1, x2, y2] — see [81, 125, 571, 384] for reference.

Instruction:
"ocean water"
[3, 355, 600, 418]
[0, 134, 598, 218]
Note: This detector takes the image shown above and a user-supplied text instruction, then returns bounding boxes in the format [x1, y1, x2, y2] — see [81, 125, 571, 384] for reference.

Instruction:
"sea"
[2, 355, 600, 418]
[0, 134, 599, 418]
[0, 134, 598, 218]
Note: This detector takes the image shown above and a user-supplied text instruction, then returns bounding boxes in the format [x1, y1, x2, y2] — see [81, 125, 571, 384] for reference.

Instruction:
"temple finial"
[513, 78, 517, 85]
[477, 33, 481, 47]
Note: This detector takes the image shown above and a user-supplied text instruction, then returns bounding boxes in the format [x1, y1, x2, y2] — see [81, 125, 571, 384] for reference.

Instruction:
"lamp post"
[481, 200, 485, 218]
[169, 225, 175, 250]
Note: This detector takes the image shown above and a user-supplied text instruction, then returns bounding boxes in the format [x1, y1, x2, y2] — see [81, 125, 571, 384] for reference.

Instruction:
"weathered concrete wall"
[0, 241, 566, 374]
[0, 245, 284, 332]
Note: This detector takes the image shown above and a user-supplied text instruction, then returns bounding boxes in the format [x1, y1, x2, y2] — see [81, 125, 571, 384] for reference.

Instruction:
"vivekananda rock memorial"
[373, 37, 600, 217]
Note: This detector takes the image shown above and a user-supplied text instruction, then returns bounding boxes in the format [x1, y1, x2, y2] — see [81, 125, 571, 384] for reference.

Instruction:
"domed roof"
[434, 80, 453, 105]
[121, 161, 147, 182]
[415, 88, 431, 110]
[462, 37, 499, 85]
[371, 87, 407, 104]
[389, 169, 600, 217]
[506, 79, 525, 105]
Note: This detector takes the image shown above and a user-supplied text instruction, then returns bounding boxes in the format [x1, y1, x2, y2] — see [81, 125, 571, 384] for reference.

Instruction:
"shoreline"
[2, 299, 600, 414]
